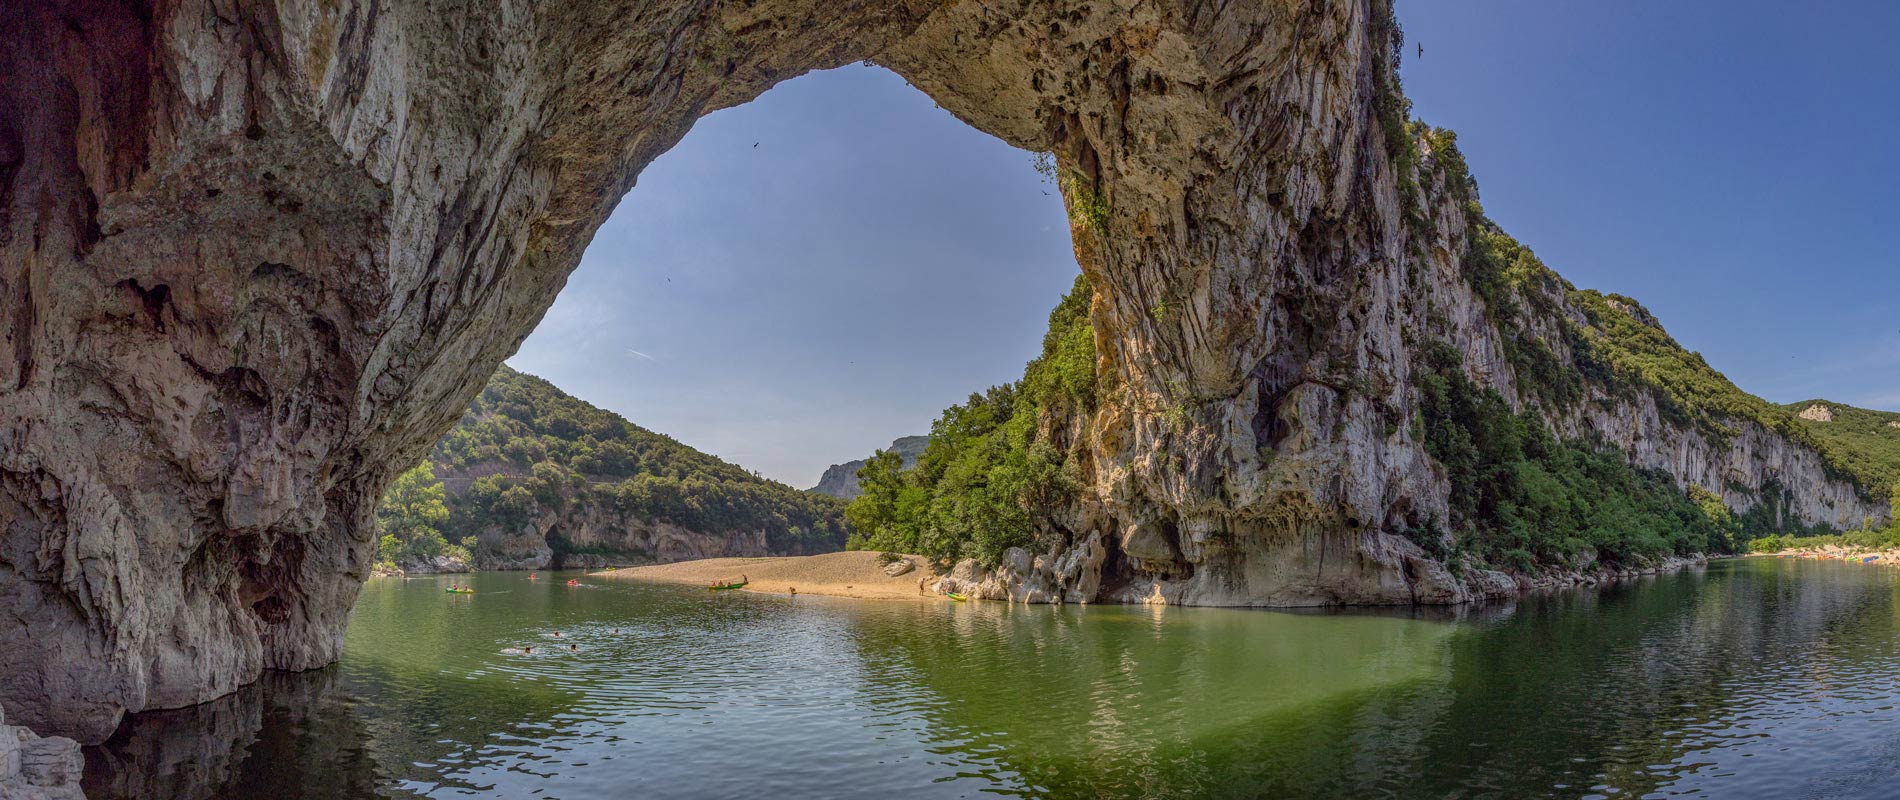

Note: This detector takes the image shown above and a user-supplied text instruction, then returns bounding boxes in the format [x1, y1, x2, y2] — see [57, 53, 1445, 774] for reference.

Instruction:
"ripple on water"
[74, 560, 1900, 799]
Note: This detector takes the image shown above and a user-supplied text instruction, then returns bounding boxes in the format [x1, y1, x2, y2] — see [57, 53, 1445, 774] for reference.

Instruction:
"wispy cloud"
[625, 348, 657, 361]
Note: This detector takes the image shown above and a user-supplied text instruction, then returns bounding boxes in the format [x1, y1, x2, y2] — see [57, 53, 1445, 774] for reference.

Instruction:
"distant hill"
[422, 366, 849, 569]
[1782, 400, 1900, 493]
[810, 436, 929, 499]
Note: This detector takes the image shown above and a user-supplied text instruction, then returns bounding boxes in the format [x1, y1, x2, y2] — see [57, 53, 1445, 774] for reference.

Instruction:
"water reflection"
[84, 668, 380, 800]
[81, 560, 1900, 799]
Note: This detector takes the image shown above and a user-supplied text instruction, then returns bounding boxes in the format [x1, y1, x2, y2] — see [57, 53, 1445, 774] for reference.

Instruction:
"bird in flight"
[1416, 42, 1423, 59]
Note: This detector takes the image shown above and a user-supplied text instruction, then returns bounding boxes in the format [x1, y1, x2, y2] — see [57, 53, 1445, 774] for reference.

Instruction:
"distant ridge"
[810, 436, 929, 499]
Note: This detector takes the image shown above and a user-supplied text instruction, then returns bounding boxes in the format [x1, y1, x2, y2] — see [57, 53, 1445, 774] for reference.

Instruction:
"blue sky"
[509, 66, 1076, 486]
[513, 2, 1898, 486]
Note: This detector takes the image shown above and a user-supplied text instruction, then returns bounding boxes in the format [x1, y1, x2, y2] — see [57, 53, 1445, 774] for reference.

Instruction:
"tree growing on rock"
[376, 462, 464, 569]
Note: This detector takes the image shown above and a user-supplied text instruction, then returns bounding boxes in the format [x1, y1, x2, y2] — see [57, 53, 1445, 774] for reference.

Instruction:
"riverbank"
[1762, 544, 1900, 564]
[599, 551, 940, 601]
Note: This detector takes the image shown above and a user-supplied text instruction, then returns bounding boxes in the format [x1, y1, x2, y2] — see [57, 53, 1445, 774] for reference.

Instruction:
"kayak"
[708, 581, 748, 591]
[445, 588, 475, 594]
[947, 592, 968, 602]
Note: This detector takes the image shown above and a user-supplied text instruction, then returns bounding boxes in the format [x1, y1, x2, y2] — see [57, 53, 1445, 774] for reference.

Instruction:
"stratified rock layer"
[0, 0, 1881, 745]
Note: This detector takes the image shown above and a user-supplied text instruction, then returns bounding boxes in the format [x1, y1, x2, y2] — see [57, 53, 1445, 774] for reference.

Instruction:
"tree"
[845, 450, 917, 553]
[376, 462, 457, 567]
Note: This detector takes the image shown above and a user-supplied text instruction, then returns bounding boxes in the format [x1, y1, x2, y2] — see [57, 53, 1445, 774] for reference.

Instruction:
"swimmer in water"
[569, 644, 577, 652]
[524, 645, 534, 654]
[552, 630, 562, 637]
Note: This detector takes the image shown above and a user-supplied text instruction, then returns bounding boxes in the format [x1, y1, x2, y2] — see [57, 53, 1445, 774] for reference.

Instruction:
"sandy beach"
[1764, 545, 1900, 564]
[598, 551, 939, 601]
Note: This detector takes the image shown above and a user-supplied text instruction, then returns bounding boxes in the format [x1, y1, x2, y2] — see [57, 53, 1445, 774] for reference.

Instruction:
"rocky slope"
[917, 127, 1891, 607]
[809, 436, 928, 499]
[1779, 400, 1900, 499]
[425, 367, 847, 571]
[1, 0, 1884, 744]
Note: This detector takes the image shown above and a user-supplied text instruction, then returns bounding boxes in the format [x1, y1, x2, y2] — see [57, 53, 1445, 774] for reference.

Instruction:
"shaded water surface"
[84, 558, 1900, 798]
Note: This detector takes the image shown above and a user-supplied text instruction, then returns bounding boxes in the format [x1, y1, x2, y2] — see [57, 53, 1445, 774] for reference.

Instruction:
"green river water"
[82, 557, 1900, 798]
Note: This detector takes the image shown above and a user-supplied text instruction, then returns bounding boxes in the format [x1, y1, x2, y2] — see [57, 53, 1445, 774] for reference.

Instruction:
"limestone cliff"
[0, 0, 1883, 746]
[933, 127, 1889, 606]
[1778, 399, 1900, 500]
[809, 436, 928, 499]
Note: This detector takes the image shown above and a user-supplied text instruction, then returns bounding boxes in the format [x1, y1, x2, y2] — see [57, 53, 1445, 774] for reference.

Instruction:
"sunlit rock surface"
[0, 0, 1881, 744]
[0, 707, 84, 800]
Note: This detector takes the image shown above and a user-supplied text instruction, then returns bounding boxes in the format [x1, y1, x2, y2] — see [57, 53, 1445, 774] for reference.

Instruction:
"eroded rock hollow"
[0, 0, 1880, 745]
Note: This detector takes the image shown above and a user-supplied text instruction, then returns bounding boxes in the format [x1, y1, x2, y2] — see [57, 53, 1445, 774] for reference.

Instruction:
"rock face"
[1800, 404, 1835, 422]
[809, 436, 928, 499]
[0, 0, 1883, 745]
[0, 707, 84, 800]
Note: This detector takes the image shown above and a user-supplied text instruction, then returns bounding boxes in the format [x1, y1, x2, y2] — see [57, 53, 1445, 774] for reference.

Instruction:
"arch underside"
[0, 0, 1436, 743]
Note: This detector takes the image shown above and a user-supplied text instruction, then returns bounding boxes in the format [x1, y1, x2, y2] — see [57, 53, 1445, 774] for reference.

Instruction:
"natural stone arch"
[1, 0, 1413, 743]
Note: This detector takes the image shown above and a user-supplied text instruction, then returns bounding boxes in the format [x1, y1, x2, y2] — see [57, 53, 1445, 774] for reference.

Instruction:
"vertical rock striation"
[0, 0, 1881, 744]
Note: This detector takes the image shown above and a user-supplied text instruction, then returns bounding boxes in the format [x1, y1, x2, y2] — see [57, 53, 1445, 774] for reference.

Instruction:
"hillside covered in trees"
[375, 367, 848, 571]
[1781, 400, 1900, 493]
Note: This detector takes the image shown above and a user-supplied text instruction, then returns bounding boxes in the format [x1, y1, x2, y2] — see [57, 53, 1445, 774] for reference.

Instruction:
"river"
[81, 557, 1900, 799]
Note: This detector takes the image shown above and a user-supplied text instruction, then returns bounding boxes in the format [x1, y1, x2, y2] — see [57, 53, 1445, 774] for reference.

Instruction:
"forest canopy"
[377, 366, 848, 565]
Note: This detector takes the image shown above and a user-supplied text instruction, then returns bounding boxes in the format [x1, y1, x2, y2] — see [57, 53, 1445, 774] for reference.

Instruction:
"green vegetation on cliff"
[1563, 291, 1863, 482]
[1780, 400, 1900, 492]
[1414, 340, 1732, 570]
[1414, 124, 1882, 562]
[846, 274, 1095, 566]
[417, 366, 847, 557]
[1749, 483, 1900, 554]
